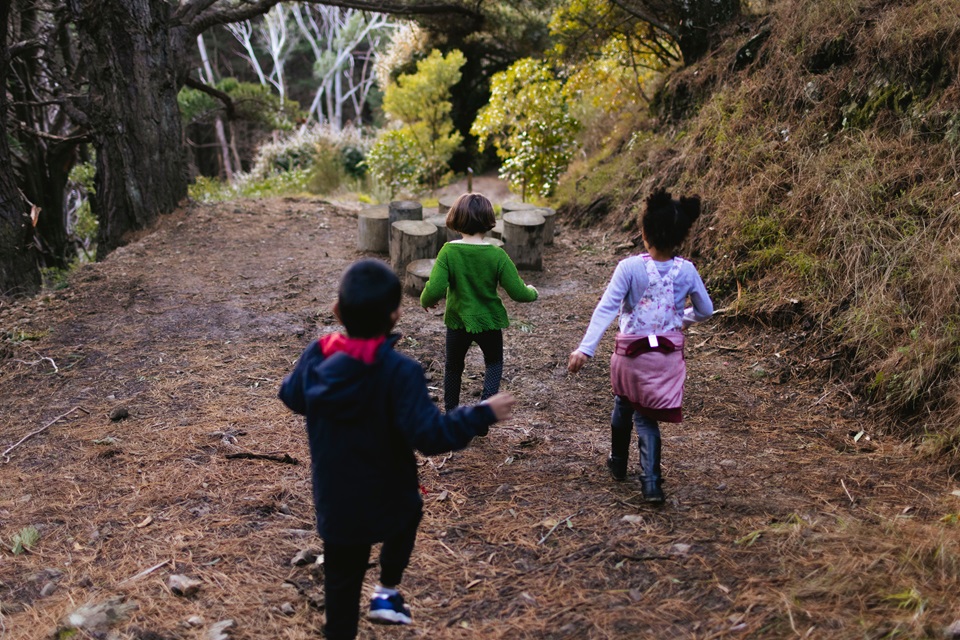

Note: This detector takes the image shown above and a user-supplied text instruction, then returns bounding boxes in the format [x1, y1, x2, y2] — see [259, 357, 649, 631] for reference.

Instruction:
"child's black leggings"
[322, 508, 422, 639]
[444, 328, 503, 412]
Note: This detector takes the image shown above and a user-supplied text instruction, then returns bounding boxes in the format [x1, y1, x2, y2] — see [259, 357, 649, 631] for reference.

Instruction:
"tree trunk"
[8, 2, 78, 269]
[69, 0, 189, 258]
[502, 210, 545, 271]
[197, 34, 234, 181]
[19, 141, 76, 268]
[0, 1, 40, 296]
[389, 220, 436, 277]
[357, 206, 390, 253]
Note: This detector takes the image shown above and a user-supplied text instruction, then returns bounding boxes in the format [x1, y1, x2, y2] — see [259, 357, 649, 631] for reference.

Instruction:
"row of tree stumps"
[356, 196, 555, 296]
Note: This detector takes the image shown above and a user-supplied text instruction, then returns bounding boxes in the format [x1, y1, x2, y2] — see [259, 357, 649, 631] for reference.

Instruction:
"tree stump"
[405, 259, 435, 297]
[502, 210, 545, 270]
[424, 215, 449, 256]
[501, 201, 536, 214]
[390, 220, 437, 276]
[486, 219, 504, 241]
[438, 195, 458, 215]
[531, 207, 556, 245]
[388, 200, 423, 239]
[356, 205, 390, 253]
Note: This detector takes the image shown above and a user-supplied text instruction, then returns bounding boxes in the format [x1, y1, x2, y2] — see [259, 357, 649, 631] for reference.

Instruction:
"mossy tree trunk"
[67, 0, 190, 258]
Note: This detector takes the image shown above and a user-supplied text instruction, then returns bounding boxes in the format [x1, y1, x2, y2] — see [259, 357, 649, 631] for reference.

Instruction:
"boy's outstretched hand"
[567, 350, 589, 373]
[483, 392, 515, 421]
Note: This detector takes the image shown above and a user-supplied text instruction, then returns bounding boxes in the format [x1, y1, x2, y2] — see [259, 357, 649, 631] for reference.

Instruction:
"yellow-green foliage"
[371, 49, 464, 193]
[472, 58, 579, 200]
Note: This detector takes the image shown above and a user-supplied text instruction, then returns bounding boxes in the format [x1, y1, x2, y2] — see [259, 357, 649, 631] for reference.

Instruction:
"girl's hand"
[483, 392, 516, 421]
[567, 350, 589, 373]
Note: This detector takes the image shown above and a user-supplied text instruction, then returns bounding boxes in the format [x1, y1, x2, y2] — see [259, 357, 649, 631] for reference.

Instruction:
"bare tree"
[292, 5, 394, 129]
[196, 33, 236, 180]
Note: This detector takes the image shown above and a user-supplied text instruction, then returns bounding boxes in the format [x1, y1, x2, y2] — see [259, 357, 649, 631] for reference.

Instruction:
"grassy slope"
[557, 0, 960, 463]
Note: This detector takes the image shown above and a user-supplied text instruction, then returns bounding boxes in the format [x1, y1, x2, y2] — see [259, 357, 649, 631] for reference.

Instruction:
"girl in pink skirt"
[568, 189, 713, 503]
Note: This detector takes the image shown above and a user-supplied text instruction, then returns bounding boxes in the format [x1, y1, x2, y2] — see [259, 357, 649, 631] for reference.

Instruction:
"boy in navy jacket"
[279, 259, 514, 639]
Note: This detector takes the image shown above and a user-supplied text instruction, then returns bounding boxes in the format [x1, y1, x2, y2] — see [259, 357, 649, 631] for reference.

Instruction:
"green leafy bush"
[368, 49, 465, 195]
[472, 58, 580, 200]
[366, 128, 424, 197]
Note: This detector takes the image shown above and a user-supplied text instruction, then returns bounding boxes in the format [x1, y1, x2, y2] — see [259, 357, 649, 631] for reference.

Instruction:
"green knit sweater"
[420, 242, 538, 332]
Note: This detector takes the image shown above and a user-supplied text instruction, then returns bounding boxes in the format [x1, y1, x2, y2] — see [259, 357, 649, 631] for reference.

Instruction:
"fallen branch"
[620, 554, 672, 561]
[2, 406, 86, 463]
[12, 356, 58, 372]
[225, 452, 299, 465]
[119, 559, 171, 585]
[840, 478, 856, 505]
[538, 511, 579, 545]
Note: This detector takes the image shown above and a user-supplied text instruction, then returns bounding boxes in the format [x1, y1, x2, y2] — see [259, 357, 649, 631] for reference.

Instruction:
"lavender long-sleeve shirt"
[576, 255, 713, 357]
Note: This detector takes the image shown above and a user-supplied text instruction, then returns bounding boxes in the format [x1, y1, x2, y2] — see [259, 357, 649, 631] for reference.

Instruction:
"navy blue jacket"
[279, 334, 496, 544]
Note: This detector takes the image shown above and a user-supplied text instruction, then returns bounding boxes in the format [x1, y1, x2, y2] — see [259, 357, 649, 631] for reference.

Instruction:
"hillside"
[558, 0, 960, 459]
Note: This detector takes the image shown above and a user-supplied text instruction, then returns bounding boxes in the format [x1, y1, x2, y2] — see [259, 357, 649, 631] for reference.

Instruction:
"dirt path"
[1, 197, 958, 640]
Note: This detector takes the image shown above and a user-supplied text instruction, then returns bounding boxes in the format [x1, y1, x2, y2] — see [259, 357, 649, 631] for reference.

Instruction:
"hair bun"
[646, 188, 673, 211]
[679, 195, 701, 223]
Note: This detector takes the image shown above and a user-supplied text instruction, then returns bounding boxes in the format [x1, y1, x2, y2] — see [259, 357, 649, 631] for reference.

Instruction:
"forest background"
[2, 0, 960, 635]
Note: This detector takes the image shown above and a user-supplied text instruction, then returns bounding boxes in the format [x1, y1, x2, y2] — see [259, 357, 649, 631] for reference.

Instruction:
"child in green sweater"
[420, 193, 538, 412]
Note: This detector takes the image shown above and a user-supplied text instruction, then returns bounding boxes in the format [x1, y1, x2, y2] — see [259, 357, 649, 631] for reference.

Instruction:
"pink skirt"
[610, 331, 685, 423]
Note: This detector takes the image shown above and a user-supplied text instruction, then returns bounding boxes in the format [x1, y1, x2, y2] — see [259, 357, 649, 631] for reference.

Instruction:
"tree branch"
[14, 120, 90, 144]
[8, 39, 43, 61]
[183, 75, 237, 120]
[188, 0, 482, 37]
[174, 0, 220, 24]
[607, 0, 678, 40]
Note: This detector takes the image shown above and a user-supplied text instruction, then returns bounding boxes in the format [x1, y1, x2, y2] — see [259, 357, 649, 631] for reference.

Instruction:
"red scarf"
[319, 333, 386, 364]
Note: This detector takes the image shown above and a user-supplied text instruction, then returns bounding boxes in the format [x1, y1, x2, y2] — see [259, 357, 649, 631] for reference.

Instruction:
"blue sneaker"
[368, 591, 412, 625]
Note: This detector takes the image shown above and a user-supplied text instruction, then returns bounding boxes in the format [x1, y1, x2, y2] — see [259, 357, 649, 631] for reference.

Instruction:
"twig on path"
[119, 559, 171, 585]
[538, 511, 580, 545]
[224, 452, 299, 465]
[812, 390, 831, 406]
[429, 453, 454, 470]
[840, 478, 856, 505]
[783, 594, 799, 635]
[2, 405, 87, 463]
[12, 356, 58, 372]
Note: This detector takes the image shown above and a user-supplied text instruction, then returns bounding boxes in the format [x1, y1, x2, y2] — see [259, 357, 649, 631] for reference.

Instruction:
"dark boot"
[606, 454, 628, 481]
[608, 399, 633, 481]
[636, 424, 664, 504]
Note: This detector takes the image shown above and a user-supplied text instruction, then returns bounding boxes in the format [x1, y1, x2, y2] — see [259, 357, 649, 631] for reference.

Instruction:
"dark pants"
[322, 509, 422, 640]
[444, 328, 503, 412]
[611, 395, 662, 485]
